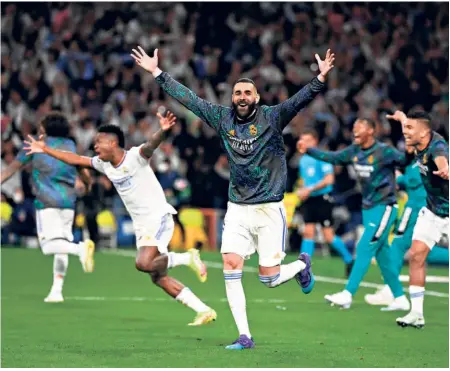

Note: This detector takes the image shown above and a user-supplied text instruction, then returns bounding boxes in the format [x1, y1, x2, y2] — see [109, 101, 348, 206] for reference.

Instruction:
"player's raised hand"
[315, 49, 335, 78]
[433, 167, 449, 180]
[386, 110, 407, 124]
[131, 46, 159, 74]
[24, 135, 46, 155]
[157, 111, 177, 131]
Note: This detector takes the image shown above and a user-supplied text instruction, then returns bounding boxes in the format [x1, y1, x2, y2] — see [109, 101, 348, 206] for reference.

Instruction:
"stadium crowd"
[1, 2, 448, 247]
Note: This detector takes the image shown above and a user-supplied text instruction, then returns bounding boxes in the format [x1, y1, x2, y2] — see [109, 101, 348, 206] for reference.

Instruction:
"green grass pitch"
[1, 247, 448, 368]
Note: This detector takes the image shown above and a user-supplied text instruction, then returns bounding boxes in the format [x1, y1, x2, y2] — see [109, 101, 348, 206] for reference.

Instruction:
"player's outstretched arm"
[131, 46, 229, 130]
[140, 111, 177, 159]
[1, 160, 24, 184]
[24, 135, 93, 168]
[270, 49, 335, 130]
[297, 138, 354, 165]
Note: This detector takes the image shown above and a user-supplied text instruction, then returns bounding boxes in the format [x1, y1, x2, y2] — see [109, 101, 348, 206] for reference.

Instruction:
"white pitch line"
[64, 296, 288, 304]
[101, 249, 449, 298]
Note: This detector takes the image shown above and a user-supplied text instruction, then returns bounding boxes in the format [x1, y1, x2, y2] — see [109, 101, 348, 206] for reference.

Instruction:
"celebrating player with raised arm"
[365, 145, 449, 310]
[297, 118, 410, 311]
[24, 112, 217, 327]
[131, 45, 334, 349]
[1, 111, 95, 303]
[386, 110, 449, 329]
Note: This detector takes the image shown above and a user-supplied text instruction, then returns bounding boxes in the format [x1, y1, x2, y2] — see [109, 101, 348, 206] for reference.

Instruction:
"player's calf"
[258, 273, 281, 288]
[257, 253, 312, 293]
[406, 241, 429, 321]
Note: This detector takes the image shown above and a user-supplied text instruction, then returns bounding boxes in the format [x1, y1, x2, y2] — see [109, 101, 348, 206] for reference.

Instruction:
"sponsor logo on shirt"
[354, 164, 374, 178]
[112, 175, 133, 191]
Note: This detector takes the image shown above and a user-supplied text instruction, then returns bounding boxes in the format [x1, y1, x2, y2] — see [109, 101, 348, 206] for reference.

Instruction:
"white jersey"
[90, 145, 176, 221]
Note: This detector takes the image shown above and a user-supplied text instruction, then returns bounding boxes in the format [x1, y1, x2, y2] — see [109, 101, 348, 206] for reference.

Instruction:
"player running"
[130, 45, 334, 349]
[385, 110, 449, 329]
[365, 145, 449, 311]
[297, 129, 354, 276]
[297, 118, 410, 310]
[1, 112, 95, 303]
[24, 111, 216, 327]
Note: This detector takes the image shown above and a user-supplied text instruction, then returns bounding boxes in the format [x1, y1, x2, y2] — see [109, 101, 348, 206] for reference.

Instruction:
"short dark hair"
[359, 118, 376, 129]
[40, 111, 70, 138]
[301, 128, 319, 140]
[234, 78, 257, 89]
[407, 110, 432, 128]
[98, 124, 125, 148]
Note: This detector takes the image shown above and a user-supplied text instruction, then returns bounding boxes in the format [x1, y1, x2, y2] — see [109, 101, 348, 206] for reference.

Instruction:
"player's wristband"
[152, 68, 163, 78]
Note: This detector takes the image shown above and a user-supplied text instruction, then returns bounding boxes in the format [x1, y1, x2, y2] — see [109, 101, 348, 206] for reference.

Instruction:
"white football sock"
[410, 285, 425, 316]
[51, 254, 68, 293]
[167, 252, 191, 269]
[259, 260, 306, 287]
[175, 287, 209, 313]
[224, 270, 251, 338]
[41, 239, 81, 256]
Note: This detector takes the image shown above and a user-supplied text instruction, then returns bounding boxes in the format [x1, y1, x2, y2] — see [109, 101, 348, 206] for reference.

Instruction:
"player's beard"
[233, 101, 257, 120]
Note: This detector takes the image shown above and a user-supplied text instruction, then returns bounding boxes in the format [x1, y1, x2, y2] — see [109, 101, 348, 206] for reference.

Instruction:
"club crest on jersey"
[353, 156, 358, 163]
[422, 154, 427, 164]
[368, 155, 374, 164]
[122, 166, 129, 173]
[249, 125, 258, 136]
[228, 129, 235, 137]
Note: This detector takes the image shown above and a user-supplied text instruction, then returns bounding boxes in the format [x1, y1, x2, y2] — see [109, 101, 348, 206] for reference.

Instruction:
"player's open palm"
[24, 135, 45, 155]
[386, 110, 407, 123]
[157, 111, 177, 131]
[315, 49, 335, 77]
[131, 46, 158, 74]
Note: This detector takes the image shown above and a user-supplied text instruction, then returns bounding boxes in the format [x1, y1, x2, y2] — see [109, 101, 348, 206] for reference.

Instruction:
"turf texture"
[1, 247, 448, 368]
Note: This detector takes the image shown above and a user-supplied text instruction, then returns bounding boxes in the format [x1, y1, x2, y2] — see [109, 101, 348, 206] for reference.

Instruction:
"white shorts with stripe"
[134, 213, 174, 253]
[412, 207, 449, 249]
[220, 201, 288, 267]
[36, 208, 75, 245]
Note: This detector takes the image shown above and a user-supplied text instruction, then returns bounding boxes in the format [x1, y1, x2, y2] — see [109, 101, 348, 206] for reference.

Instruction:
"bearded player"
[131, 45, 334, 349]
[24, 112, 216, 327]
[386, 110, 448, 329]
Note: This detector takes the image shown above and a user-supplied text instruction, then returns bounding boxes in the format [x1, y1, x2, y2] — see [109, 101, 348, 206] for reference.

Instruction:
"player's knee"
[40, 240, 57, 255]
[303, 225, 315, 239]
[222, 253, 243, 271]
[135, 257, 152, 272]
[409, 245, 428, 267]
[258, 274, 280, 288]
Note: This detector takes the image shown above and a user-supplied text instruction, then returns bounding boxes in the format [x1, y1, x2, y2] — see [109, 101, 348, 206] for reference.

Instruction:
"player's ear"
[256, 94, 260, 104]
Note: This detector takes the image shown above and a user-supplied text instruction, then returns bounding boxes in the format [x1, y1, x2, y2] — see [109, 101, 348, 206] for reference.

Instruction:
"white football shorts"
[221, 201, 288, 267]
[35, 208, 75, 244]
[134, 213, 174, 253]
[412, 207, 449, 249]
